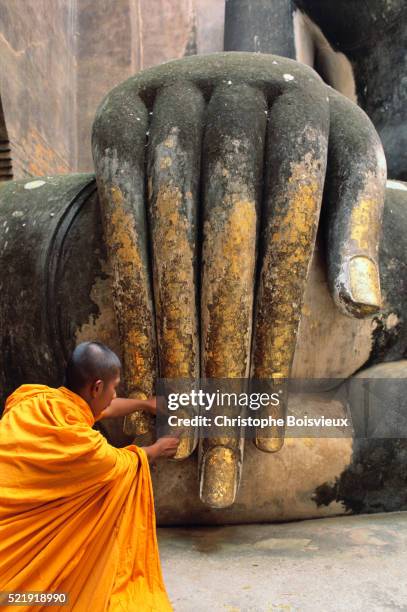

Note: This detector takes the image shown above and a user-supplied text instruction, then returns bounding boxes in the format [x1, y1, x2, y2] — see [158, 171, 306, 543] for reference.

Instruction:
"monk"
[0, 341, 179, 611]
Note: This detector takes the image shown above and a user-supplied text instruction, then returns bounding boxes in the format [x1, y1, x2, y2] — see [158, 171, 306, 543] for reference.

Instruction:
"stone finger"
[147, 82, 205, 459]
[323, 89, 387, 318]
[92, 88, 156, 439]
[252, 86, 329, 452]
[200, 83, 268, 507]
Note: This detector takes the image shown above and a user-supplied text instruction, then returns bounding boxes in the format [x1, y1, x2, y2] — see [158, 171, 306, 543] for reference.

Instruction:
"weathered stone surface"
[313, 361, 407, 515]
[0, 0, 205, 176]
[0, 174, 101, 396]
[321, 90, 386, 318]
[296, 0, 407, 180]
[159, 515, 407, 611]
[195, 0, 224, 54]
[76, 0, 138, 173]
[224, 0, 296, 56]
[292, 240, 373, 380]
[147, 82, 204, 459]
[76, 0, 197, 171]
[224, 1, 407, 181]
[137, 0, 196, 68]
[294, 180, 407, 378]
[153, 392, 355, 524]
[367, 181, 407, 366]
[200, 83, 268, 505]
[0, 0, 77, 177]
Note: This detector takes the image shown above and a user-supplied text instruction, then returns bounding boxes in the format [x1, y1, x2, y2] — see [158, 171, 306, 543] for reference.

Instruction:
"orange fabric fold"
[0, 385, 173, 611]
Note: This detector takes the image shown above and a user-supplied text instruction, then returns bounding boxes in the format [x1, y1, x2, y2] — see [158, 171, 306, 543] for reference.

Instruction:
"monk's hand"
[144, 436, 180, 461]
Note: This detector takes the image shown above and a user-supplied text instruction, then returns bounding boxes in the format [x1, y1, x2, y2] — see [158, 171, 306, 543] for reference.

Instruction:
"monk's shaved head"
[65, 341, 121, 392]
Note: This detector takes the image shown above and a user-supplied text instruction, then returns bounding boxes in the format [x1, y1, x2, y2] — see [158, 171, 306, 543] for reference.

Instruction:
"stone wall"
[0, 0, 225, 177]
[76, 0, 224, 170]
[0, 0, 77, 178]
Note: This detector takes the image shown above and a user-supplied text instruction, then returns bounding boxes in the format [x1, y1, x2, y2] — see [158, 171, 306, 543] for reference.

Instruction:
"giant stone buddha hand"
[91, 53, 386, 508]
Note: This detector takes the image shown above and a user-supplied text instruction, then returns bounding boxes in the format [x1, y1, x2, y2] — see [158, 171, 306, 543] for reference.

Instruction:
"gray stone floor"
[158, 512, 407, 612]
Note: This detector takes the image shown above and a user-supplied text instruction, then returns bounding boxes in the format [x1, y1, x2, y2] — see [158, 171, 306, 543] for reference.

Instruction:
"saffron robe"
[0, 385, 173, 611]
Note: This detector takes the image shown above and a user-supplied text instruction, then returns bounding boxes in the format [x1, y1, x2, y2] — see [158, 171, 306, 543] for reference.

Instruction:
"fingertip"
[348, 256, 381, 311]
[335, 256, 381, 318]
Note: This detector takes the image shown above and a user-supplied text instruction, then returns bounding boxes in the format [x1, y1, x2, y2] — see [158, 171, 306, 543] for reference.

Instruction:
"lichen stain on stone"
[202, 197, 257, 379]
[153, 183, 198, 378]
[160, 156, 172, 169]
[163, 134, 176, 148]
[74, 260, 120, 355]
[254, 154, 323, 379]
[104, 185, 155, 396]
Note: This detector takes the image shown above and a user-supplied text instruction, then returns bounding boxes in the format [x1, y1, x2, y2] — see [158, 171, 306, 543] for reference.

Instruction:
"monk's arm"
[100, 397, 157, 419]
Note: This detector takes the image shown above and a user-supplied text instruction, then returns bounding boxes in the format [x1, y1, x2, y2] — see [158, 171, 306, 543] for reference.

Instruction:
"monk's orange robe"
[0, 385, 173, 611]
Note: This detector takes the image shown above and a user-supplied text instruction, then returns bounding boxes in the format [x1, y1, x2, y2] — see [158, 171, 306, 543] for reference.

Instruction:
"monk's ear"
[91, 379, 104, 398]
